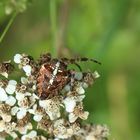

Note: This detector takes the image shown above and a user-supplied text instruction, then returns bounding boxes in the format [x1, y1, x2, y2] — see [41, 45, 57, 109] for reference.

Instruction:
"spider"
[36, 53, 101, 99]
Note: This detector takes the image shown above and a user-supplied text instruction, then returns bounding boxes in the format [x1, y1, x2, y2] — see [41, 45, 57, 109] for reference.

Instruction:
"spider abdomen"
[37, 60, 71, 99]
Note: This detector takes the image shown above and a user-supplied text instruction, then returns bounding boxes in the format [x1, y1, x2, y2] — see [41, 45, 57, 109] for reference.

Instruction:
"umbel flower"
[0, 53, 109, 140]
[0, 0, 32, 15]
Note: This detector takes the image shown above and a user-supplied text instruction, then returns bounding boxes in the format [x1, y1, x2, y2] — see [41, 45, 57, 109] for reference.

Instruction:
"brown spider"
[37, 53, 101, 99]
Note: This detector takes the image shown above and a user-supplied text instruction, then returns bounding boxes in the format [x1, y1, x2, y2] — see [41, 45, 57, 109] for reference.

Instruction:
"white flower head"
[0, 72, 8, 78]
[17, 123, 33, 135]
[5, 80, 17, 94]
[17, 97, 30, 108]
[0, 104, 11, 122]
[0, 87, 8, 101]
[23, 65, 32, 76]
[21, 130, 37, 140]
[74, 72, 83, 80]
[21, 77, 28, 84]
[11, 106, 27, 119]
[0, 120, 5, 132]
[69, 104, 89, 123]
[4, 122, 17, 132]
[0, 53, 104, 139]
[93, 71, 100, 79]
[33, 114, 43, 122]
[8, 132, 18, 139]
[0, 121, 16, 133]
[39, 98, 60, 120]
[13, 91, 37, 120]
[1, 113, 12, 122]
[16, 91, 25, 101]
[53, 119, 68, 139]
[82, 82, 89, 88]
[63, 97, 76, 113]
[16, 92, 33, 107]
[85, 125, 109, 140]
[5, 5, 13, 15]
[28, 104, 43, 122]
[17, 108, 27, 119]
[76, 86, 85, 94]
[54, 119, 80, 139]
[64, 84, 71, 92]
[6, 96, 16, 106]
[11, 106, 19, 116]
[29, 93, 39, 106]
[14, 54, 23, 64]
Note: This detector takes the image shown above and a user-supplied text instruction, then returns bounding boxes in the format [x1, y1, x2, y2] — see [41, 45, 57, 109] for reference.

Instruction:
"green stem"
[0, 11, 18, 44]
[50, 0, 57, 57]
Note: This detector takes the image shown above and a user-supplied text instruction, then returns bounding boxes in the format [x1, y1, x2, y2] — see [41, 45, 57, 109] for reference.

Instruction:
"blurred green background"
[0, 0, 140, 140]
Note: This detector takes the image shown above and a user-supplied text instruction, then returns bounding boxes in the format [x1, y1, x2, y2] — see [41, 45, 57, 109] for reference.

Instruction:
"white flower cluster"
[0, 53, 109, 140]
[0, 0, 31, 15]
[77, 124, 110, 140]
[14, 54, 33, 76]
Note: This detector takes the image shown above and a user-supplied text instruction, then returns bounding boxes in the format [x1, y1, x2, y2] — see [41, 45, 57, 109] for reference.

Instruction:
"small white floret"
[14, 54, 22, 64]
[27, 130, 37, 138]
[76, 86, 85, 94]
[2, 114, 11, 122]
[18, 123, 33, 135]
[21, 77, 28, 84]
[17, 108, 27, 119]
[82, 82, 89, 88]
[28, 108, 35, 114]
[0, 121, 5, 132]
[69, 113, 78, 123]
[93, 71, 100, 78]
[15, 92, 25, 100]
[23, 65, 32, 76]
[33, 114, 43, 122]
[63, 97, 76, 113]
[32, 93, 39, 100]
[0, 87, 8, 101]
[24, 92, 32, 96]
[64, 85, 71, 92]
[74, 72, 83, 80]
[5, 5, 13, 15]
[6, 96, 16, 106]
[5, 80, 17, 94]
[21, 130, 37, 140]
[11, 106, 19, 116]
[39, 99, 60, 120]
[80, 111, 89, 120]
[0, 72, 8, 78]
[10, 132, 18, 139]
[39, 100, 48, 109]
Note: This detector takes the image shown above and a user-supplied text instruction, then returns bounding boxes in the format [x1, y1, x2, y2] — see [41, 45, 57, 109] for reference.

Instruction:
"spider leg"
[60, 57, 101, 65]
[80, 57, 101, 65]
[60, 58, 69, 64]
[73, 62, 82, 71]
[59, 57, 101, 73]
[60, 58, 82, 71]
[38, 53, 52, 65]
[69, 57, 101, 65]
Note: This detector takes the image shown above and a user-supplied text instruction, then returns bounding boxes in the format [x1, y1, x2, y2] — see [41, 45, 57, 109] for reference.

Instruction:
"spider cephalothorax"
[37, 53, 101, 99]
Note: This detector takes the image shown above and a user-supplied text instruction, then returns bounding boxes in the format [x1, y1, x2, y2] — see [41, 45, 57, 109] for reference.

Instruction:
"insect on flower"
[37, 53, 101, 99]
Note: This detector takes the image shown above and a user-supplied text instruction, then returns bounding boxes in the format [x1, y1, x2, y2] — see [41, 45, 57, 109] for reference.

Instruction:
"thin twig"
[50, 0, 57, 57]
[56, 0, 70, 57]
[0, 11, 18, 44]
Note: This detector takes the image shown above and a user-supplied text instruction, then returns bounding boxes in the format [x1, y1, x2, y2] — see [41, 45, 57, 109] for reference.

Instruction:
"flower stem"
[50, 0, 57, 57]
[0, 11, 18, 44]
